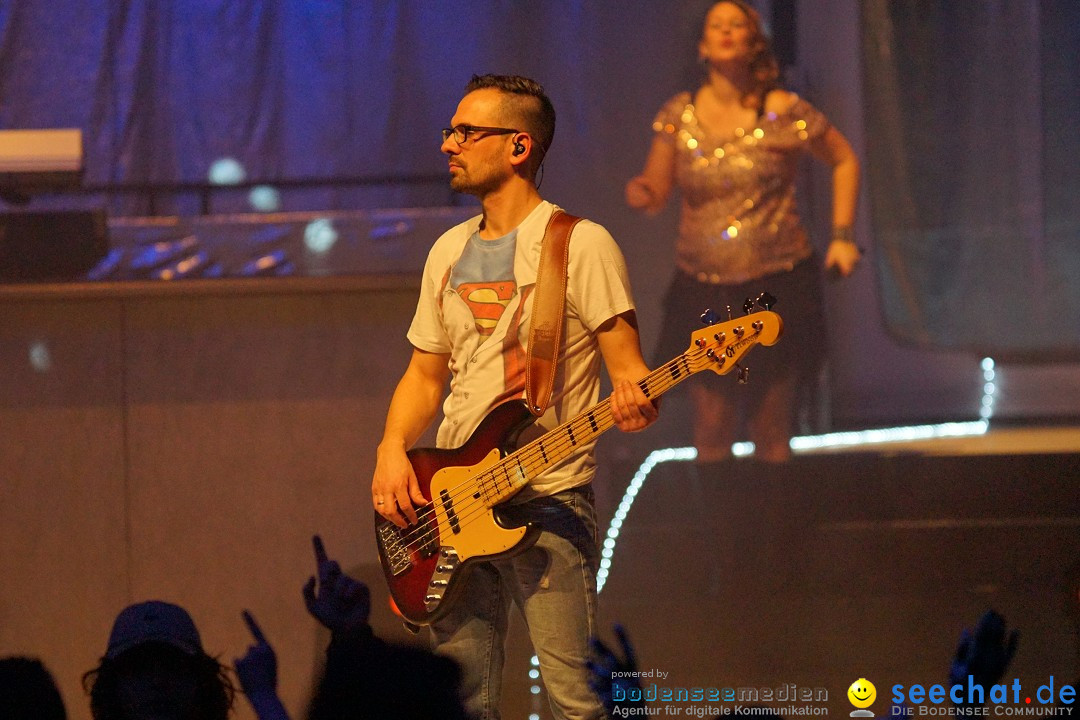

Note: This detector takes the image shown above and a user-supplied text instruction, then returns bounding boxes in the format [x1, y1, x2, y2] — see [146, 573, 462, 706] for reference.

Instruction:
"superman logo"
[457, 281, 515, 336]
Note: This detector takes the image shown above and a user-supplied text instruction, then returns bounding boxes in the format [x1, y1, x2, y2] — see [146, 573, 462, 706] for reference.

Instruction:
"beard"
[448, 159, 504, 197]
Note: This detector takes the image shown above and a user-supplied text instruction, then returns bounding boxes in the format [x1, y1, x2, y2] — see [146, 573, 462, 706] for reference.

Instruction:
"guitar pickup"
[439, 488, 461, 534]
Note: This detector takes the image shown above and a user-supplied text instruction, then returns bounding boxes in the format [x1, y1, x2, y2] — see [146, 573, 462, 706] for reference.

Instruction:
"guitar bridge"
[377, 522, 412, 576]
[378, 518, 440, 578]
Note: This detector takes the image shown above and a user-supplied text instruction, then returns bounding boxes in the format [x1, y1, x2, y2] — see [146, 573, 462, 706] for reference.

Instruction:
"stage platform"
[464, 433, 1080, 719]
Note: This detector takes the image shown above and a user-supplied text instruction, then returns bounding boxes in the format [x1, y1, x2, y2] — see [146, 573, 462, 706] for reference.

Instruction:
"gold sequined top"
[653, 92, 829, 284]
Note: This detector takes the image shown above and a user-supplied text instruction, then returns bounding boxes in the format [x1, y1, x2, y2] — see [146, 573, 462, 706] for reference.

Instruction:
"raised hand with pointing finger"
[301, 534, 371, 638]
[233, 611, 290, 720]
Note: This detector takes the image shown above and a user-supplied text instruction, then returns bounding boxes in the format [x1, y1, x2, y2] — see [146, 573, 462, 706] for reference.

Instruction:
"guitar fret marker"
[540, 443, 549, 463]
[588, 412, 599, 433]
[567, 425, 577, 445]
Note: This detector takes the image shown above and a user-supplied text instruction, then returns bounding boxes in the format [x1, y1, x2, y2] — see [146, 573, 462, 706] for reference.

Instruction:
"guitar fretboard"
[472, 325, 766, 507]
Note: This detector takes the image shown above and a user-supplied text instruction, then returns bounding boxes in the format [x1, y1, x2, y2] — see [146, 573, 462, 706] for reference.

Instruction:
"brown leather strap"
[526, 210, 581, 416]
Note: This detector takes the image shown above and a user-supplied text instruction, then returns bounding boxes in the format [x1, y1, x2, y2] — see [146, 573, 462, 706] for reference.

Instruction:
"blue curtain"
[0, 1, 713, 215]
[861, 0, 1080, 355]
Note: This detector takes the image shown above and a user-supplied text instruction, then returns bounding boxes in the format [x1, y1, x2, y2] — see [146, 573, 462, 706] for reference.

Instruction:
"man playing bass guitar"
[371, 74, 659, 720]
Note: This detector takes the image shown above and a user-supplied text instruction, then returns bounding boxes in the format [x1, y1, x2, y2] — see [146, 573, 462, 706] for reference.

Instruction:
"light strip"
[538, 360, 998, 711]
[598, 416, 993, 592]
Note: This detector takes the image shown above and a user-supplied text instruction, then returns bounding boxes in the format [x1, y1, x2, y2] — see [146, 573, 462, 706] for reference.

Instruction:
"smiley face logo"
[847, 678, 876, 709]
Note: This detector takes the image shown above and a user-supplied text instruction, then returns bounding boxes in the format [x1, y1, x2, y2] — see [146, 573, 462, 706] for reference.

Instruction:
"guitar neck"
[479, 351, 700, 507]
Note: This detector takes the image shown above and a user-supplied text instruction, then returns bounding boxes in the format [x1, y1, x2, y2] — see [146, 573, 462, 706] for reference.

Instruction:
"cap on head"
[105, 600, 203, 659]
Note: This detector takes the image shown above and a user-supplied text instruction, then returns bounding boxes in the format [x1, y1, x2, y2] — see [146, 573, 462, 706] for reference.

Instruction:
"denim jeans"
[431, 486, 604, 720]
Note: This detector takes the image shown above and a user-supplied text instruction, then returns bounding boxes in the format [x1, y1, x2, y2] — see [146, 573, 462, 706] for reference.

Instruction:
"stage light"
[248, 185, 281, 212]
[732, 441, 754, 456]
[303, 218, 338, 253]
[208, 157, 245, 185]
[29, 341, 52, 373]
[980, 357, 997, 422]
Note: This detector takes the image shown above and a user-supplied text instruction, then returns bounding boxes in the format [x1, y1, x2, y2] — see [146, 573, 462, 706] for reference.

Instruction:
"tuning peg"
[756, 292, 776, 310]
[742, 297, 756, 315]
[700, 308, 718, 326]
[736, 364, 750, 384]
[726, 304, 733, 320]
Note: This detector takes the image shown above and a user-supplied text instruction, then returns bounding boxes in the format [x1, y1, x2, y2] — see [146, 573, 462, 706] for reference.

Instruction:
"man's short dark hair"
[464, 74, 555, 175]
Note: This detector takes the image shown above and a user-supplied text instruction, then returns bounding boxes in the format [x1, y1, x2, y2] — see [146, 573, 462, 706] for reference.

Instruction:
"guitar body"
[375, 399, 543, 625]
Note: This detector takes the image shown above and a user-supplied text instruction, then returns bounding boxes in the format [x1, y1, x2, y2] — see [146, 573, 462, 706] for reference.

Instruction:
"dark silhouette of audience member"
[0, 656, 67, 720]
[949, 609, 1019, 707]
[302, 534, 468, 720]
[83, 600, 235, 720]
[234, 610, 290, 720]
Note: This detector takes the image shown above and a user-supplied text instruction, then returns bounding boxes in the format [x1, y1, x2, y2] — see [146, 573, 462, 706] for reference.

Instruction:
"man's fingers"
[242, 610, 268, 645]
[615, 623, 637, 668]
[408, 473, 429, 507]
[312, 534, 328, 567]
[611, 381, 655, 431]
[395, 490, 420, 525]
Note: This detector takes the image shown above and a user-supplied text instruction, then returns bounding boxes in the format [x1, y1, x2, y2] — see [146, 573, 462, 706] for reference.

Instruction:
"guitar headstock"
[684, 310, 783, 375]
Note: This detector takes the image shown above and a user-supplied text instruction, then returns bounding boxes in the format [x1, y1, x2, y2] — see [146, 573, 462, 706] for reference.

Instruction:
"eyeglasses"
[441, 124, 519, 145]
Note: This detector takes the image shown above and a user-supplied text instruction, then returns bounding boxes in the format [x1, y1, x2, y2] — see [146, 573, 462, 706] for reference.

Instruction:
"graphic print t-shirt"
[449, 229, 517, 336]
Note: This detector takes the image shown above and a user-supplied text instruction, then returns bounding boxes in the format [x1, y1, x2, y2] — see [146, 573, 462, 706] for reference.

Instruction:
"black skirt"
[651, 256, 826, 399]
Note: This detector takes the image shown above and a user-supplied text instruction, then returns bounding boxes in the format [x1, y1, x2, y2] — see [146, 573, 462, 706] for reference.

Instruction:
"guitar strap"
[525, 209, 581, 417]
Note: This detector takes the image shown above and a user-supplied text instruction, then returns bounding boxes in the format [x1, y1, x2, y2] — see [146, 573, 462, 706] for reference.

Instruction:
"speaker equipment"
[0, 129, 83, 195]
[0, 209, 109, 282]
[512, 140, 526, 156]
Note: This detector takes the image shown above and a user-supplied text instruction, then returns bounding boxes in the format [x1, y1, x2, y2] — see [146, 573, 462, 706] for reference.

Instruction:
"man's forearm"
[379, 367, 445, 451]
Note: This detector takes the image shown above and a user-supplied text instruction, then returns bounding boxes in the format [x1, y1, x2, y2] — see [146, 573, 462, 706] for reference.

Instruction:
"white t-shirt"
[407, 200, 636, 497]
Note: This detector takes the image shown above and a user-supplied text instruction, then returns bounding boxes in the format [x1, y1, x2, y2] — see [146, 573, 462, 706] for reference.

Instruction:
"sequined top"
[653, 91, 829, 284]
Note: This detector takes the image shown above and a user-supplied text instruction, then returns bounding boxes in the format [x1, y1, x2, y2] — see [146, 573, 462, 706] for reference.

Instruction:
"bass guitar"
[376, 306, 782, 625]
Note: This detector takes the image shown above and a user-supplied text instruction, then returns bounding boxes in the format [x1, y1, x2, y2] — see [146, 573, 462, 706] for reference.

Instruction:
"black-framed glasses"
[441, 124, 519, 145]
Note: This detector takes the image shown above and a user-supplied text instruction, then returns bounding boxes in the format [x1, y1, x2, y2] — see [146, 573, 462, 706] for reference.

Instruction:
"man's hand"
[234, 611, 277, 695]
[949, 609, 1019, 698]
[371, 347, 447, 528]
[234, 611, 290, 720]
[588, 624, 646, 716]
[301, 534, 371, 637]
[824, 239, 861, 277]
[610, 378, 659, 433]
[596, 311, 660, 434]
[372, 441, 428, 528]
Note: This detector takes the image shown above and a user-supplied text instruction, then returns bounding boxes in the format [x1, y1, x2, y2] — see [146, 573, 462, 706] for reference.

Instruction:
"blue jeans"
[431, 486, 604, 720]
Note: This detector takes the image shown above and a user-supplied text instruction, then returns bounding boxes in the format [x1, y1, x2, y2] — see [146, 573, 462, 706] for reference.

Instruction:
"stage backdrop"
[861, 0, 1080, 357]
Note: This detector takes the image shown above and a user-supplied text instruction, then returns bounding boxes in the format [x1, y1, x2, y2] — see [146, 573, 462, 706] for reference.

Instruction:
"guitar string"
[384, 323, 765, 554]
[422, 348, 717, 542]
[384, 339, 738, 557]
[384, 345, 716, 553]
[384, 333, 750, 555]
[380, 349, 697, 554]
